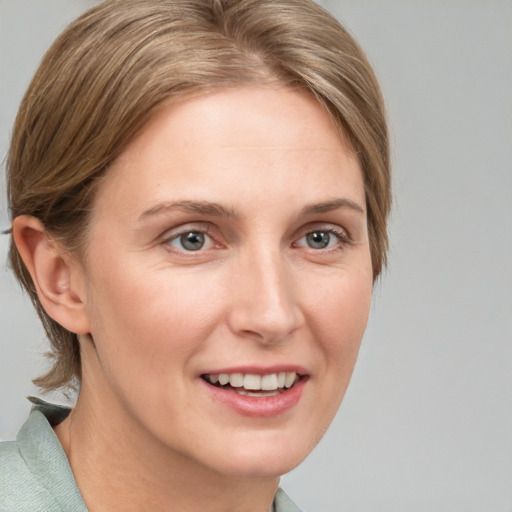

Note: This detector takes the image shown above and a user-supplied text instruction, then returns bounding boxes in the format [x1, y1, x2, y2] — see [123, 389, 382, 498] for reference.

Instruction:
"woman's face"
[75, 85, 373, 478]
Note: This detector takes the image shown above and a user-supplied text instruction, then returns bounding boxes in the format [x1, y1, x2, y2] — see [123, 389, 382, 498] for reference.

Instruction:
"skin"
[14, 85, 373, 512]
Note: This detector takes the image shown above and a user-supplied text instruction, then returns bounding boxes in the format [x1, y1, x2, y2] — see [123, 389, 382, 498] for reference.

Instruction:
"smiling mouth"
[201, 372, 301, 397]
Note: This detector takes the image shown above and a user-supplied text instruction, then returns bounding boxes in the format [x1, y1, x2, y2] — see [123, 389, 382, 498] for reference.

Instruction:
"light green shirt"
[0, 399, 302, 511]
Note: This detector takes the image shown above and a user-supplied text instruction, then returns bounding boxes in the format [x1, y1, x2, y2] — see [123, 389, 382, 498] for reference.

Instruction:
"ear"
[12, 215, 91, 335]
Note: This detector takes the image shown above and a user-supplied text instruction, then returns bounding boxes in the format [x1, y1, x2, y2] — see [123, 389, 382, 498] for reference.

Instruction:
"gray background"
[1, 1, 511, 511]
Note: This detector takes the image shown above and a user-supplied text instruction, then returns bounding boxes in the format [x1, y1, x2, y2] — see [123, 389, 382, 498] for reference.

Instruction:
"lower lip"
[201, 377, 308, 418]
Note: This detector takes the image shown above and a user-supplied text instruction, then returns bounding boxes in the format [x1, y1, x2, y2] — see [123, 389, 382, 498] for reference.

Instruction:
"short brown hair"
[7, 0, 391, 391]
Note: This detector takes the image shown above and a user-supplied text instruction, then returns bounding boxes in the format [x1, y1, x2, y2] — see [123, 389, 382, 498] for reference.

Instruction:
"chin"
[200, 430, 315, 480]
[218, 453, 303, 480]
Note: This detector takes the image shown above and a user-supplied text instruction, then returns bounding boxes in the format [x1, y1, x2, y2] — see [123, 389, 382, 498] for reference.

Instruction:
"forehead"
[92, 85, 364, 217]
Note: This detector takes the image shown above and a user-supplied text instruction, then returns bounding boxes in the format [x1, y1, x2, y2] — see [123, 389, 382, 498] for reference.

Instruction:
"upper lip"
[200, 365, 308, 376]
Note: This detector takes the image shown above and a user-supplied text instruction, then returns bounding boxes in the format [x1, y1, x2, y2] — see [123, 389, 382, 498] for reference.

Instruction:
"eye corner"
[160, 222, 224, 255]
[293, 225, 353, 252]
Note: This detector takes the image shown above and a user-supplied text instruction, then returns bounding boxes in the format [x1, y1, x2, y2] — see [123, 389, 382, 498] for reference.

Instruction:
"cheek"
[307, 262, 372, 342]
[83, 255, 225, 368]
[291, 267, 372, 456]
[307, 265, 373, 390]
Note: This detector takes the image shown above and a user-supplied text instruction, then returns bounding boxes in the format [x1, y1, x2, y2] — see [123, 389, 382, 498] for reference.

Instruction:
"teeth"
[236, 389, 281, 397]
[243, 374, 261, 390]
[284, 372, 296, 388]
[261, 374, 278, 390]
[205, 371, 298, 391]
[229, 373, 244, 388]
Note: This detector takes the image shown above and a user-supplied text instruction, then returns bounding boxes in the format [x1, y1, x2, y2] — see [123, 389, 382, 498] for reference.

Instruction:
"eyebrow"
[138, 197, 365, 222]
[138, 200, 238, 220]
[300, 198, 365, 216]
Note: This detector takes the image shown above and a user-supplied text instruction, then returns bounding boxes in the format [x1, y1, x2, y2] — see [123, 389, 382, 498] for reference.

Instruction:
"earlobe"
[12, 215, 90, 335]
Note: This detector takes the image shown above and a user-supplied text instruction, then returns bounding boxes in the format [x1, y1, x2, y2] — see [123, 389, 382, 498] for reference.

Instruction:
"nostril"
[226, 256, 304, 342]
[228, 304, 304, 344]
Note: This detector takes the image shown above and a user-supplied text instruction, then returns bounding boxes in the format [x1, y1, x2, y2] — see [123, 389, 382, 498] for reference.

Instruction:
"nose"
[226, 247, 304, 344]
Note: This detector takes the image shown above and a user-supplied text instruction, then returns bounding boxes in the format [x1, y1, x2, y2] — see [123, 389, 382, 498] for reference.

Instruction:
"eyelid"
[158, 221, 353, 255]
[293, 223, 353, 249]
[161, 222, 220, 252]
[161, 221, 211, 239]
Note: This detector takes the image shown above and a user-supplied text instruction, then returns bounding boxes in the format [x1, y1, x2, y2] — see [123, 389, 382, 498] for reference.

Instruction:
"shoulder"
[0, 436, 58, 511]
[274, 487, 304, 512]
[0, 401, 87, 512]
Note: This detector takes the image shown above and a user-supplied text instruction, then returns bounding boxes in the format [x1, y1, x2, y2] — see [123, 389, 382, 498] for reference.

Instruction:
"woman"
[1, 0, 390, 510]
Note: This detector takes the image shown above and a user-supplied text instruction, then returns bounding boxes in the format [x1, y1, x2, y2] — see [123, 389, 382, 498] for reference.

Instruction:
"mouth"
[201, 371, 302, 397]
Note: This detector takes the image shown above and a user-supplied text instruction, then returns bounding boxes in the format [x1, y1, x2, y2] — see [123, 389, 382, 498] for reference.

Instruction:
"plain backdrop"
[1, 1, 511, 511]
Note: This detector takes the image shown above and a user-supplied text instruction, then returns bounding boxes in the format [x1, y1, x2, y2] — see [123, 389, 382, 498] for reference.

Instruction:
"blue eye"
[306, 231, 333, 249]
[168, 231, 212, 251]
[297, 229, 345, 250]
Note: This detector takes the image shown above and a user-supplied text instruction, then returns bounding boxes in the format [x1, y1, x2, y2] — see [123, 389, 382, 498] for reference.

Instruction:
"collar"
[17, 397, 88, 511]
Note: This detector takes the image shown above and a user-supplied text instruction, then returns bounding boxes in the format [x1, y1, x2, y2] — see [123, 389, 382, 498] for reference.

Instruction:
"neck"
[54, 349, 279, 512]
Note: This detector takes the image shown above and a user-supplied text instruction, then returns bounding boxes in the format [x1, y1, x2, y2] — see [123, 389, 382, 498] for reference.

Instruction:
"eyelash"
[293, 226, 352, 252]
[162, 224, 217, 253]
[161, 224, 352, 254]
